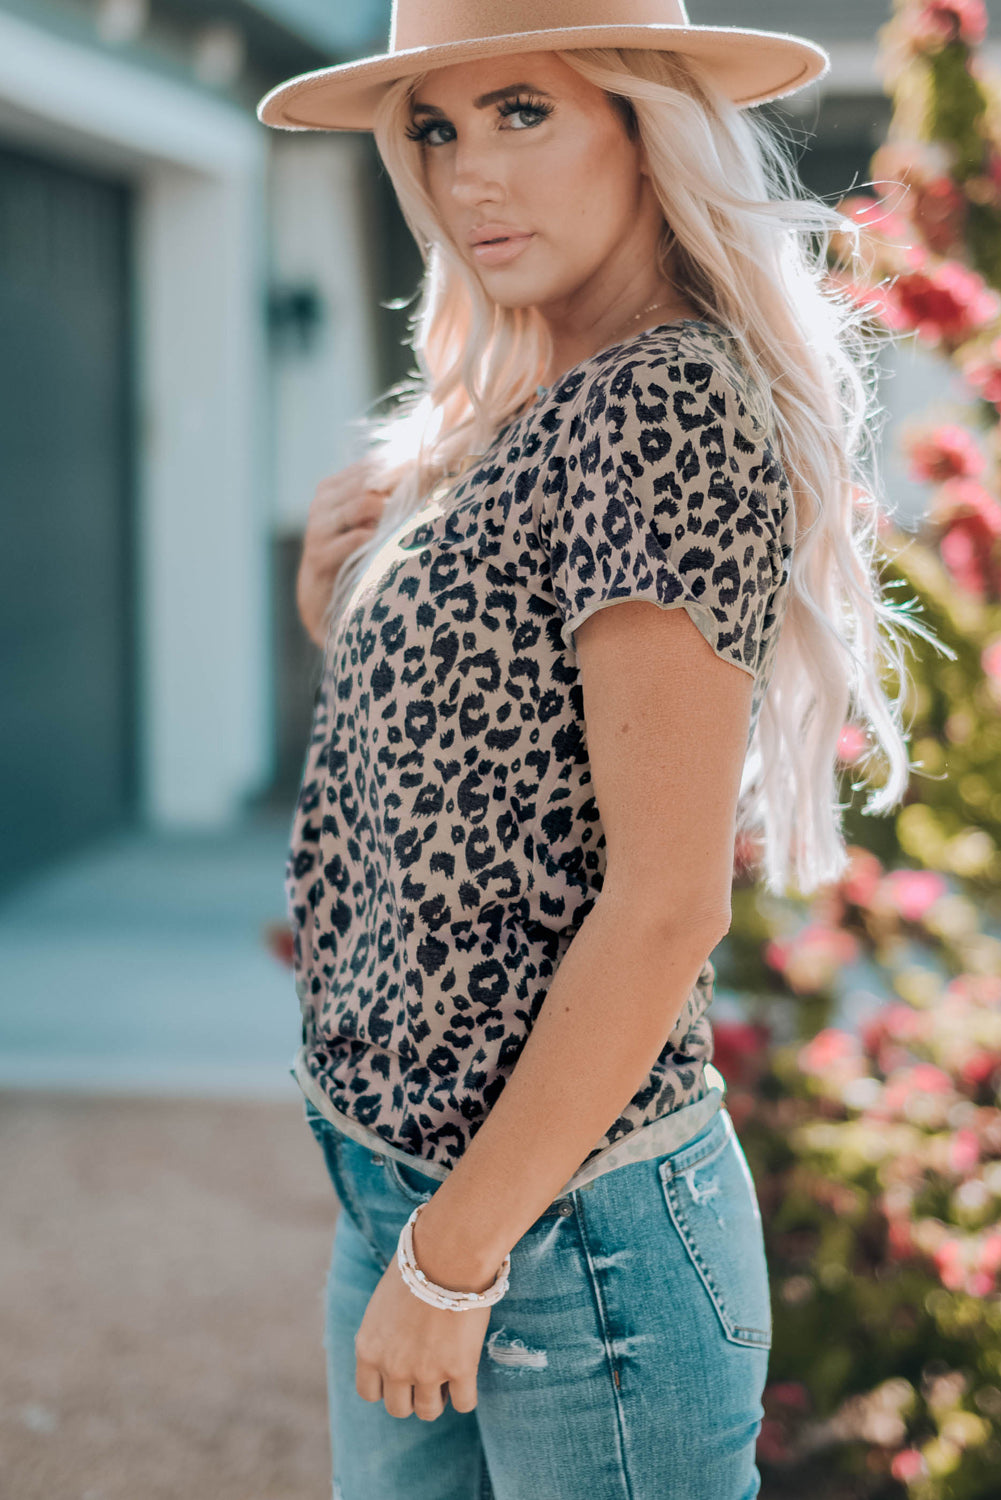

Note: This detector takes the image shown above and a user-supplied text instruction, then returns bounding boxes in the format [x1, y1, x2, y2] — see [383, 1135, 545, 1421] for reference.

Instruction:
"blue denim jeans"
[304, 1098, 772, 1500]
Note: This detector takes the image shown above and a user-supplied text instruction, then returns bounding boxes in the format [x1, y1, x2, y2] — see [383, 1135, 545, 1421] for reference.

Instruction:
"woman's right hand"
[297, 458, 390, 648]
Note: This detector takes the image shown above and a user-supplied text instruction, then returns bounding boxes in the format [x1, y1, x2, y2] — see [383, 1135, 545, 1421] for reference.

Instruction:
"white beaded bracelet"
[396, 1201, 511, 1312]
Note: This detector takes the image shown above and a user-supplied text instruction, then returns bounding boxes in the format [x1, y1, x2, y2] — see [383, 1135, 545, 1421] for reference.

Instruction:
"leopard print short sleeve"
[539, 335, 786, 671]
[285, 318, 795, 1174]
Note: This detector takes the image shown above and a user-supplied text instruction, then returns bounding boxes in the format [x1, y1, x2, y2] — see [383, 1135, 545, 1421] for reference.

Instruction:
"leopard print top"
[285, 317, 794, 1173]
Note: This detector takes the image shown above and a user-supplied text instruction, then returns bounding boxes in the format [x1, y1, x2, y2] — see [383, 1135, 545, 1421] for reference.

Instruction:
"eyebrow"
[410, 83, 555, 117]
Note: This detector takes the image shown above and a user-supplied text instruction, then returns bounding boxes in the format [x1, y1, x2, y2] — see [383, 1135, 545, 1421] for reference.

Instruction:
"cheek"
[548, 148, 639, 248]
[550, 133, 635, 216]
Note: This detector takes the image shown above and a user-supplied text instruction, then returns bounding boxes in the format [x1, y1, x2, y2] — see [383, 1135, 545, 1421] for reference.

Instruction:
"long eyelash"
[404, 94, 553, 144]
[497, 94, 553, 123]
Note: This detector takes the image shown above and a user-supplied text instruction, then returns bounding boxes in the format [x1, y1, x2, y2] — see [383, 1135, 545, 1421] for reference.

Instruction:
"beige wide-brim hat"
[257, 0, 830, 133]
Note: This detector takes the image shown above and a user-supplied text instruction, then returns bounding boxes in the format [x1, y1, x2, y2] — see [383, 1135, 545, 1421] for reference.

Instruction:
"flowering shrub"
[718, 930, 1001, 1496]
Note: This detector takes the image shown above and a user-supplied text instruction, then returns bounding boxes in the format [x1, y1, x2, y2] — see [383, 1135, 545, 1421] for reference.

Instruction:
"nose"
[448, 135, 504, 207]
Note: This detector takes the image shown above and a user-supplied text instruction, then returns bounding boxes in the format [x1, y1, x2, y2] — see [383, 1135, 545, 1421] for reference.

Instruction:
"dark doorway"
[0, 141, 138, 895]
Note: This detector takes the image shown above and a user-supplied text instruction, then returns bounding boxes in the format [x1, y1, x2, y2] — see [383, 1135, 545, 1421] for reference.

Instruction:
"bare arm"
[411, 597, 752, 1290]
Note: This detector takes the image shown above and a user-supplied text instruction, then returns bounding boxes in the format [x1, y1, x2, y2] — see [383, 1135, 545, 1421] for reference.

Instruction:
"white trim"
[0, 9, 258, 173]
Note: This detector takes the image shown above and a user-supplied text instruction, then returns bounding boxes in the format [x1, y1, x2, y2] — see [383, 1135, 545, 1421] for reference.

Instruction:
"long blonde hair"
[322, 45, 946, 900]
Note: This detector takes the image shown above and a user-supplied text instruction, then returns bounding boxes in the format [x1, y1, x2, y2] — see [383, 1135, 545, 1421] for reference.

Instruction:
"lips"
[471, 234, 534, 265]
[467, 223, 529, 247]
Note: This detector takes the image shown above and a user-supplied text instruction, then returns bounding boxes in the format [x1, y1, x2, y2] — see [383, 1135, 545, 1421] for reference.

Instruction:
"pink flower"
[711, 1021, 771, 1089]
[888, 1219, 915, 1257]
[872, 140, 955, 195]
[931, 479, 1001, 599]
[947, 974, 1001, 1007]
[903, 0, 989, 53]
[842, 281, 900, 326]
[882, 868, 948, 922]
[933, 1237, 967, 1289]
[978, 1231, 1001, 1274]
[840, 847, 884, 908]
[837, 724, 870, 763]
[879, 1062, 954, 1119]
[916, 175, 969, 255]
[948, 1128, 980, 1173]
[861, 1002, 929, 1055]
[910, 1062, 954, 1093]
[932, 476, 1001, 526]
[968, 1270, 995, 1295]
[799, 1027, 862, 1074]
[940, 515, 1001, 601]
[982, 637, 1001, 685]
[959, 1049, 1000, 1088]
[883, 261, 1000, 347]
[891, 1449, 929, 1483]
[963, 336, 1001, 403]
[765, 924, 860, 995]
[906, 423, 986, 482]
[837, 193, 915, 245]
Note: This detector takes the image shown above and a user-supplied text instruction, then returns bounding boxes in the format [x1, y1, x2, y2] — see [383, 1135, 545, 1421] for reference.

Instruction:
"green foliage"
[727, 4, 1001, 1494]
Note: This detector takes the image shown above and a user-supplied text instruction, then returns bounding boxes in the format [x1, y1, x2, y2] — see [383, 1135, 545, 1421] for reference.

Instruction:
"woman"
[257, 5, 933, 1498]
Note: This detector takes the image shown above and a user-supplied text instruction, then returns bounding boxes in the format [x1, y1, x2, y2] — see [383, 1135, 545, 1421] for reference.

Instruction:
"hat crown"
[391, 0, 692, 54]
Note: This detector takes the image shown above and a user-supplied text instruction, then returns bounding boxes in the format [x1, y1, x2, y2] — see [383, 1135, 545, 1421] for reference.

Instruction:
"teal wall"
[251, 0, 386, 57]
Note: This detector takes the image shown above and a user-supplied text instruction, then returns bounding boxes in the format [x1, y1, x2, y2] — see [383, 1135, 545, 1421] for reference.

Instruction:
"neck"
[539, 289, 701, 390]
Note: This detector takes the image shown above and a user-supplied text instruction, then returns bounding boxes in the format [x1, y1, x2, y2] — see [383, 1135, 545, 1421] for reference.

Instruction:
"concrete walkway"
[0, 813, 301, 1097]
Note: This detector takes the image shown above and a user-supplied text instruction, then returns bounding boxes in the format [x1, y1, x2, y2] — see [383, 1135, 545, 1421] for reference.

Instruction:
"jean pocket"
[384, 1153, 438, 1206]
[304, 1102, 345, 1184]
[658, 1109, 772, 1350]
[303, 1103, 390, 1264]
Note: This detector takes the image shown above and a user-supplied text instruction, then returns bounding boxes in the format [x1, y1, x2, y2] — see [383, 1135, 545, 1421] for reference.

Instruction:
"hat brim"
[257, 25, 830, 131]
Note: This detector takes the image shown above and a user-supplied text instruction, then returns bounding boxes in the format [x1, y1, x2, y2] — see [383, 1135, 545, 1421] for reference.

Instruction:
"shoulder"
[569, 320, 774, 447]
[534, 318, 791, 573]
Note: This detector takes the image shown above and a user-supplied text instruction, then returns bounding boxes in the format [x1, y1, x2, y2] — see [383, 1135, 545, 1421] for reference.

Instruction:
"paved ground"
[1, 1088, 338, 1500]
[0, 814, 298, 1096]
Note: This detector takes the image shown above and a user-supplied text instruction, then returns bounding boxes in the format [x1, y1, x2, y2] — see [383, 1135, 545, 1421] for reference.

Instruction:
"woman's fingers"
[380, 1377, 416, 1420]
[296, 516, 379, 643]
[295, 460, 389, 642]
[444, 1370, 478, 1414]
[412, 1380, 449, 1422]
[304, 495, 384, 567]
[304, 526, 375, 591]
[355, 1359, 384, 1405]
[354, 1361, 454, 1423]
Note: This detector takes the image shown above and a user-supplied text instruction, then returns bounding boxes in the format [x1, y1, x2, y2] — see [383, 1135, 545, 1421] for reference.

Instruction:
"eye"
[404, 95, 554, 147]
[404, 117, 454, 146]
[496, 96, 554, 130]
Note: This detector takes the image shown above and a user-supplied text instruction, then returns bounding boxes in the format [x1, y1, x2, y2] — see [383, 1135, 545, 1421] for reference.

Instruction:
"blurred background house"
[0, 0, 988, 1093]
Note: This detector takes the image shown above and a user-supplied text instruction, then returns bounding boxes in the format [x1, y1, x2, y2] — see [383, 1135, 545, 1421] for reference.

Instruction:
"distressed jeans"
[304, 1098, 772, 1500]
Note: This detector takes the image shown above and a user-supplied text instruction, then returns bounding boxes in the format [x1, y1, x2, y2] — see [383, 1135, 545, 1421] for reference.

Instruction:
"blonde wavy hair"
[321, 45, 947, 901]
